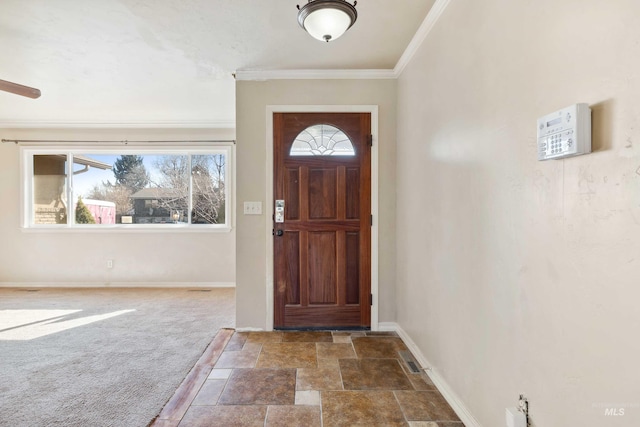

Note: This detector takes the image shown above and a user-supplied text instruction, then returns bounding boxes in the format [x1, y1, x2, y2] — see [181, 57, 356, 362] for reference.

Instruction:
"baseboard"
[0, 281, 236, 289]
[382, 322, 482, 427]
[378, 321, 399, 332]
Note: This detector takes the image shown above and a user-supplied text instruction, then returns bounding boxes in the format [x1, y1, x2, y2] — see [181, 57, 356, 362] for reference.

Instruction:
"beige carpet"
[0, 287, 235, 427]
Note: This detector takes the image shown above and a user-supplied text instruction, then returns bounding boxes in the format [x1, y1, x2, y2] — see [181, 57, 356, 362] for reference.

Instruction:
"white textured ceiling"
[0, 0, 434, 127]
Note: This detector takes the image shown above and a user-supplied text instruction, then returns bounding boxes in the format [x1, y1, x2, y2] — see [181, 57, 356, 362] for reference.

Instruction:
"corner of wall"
[386, 322, 482, 427]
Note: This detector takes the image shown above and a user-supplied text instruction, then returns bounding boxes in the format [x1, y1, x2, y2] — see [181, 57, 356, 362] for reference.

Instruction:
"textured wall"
[396, 0, 640, 426]
[0, 127, 236, 287]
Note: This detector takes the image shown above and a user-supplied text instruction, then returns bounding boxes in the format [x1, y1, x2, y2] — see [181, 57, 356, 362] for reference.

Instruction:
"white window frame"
[21, 145, 233, 232]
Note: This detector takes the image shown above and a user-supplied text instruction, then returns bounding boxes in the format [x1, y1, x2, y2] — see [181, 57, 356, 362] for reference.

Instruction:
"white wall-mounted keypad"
[537, 103, 591, 161]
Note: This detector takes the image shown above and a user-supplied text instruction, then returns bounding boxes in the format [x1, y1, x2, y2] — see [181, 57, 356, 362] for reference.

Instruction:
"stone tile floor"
[152, 330, 464, 427]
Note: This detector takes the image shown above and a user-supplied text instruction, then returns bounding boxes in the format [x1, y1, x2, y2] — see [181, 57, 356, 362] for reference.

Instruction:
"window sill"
[21, 225, 233, 233]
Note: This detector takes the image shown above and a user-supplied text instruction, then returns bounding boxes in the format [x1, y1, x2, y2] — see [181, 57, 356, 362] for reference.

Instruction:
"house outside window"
[22, 147, 232, 230]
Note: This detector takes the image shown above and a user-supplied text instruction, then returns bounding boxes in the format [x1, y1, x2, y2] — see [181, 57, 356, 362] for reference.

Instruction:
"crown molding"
[0, 119, 236, 129]
[234, 69, 396, 81]
[394, 0, 451, 76]
[235, 0, 450, 81]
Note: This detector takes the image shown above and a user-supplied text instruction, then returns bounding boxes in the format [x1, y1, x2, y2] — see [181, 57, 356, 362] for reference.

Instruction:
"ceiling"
[0, 0, 435, 128]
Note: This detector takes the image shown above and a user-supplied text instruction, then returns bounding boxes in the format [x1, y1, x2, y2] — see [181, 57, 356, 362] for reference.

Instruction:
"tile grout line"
[339, 336, 352, 391]
[392, 389, 411, 426]
[318, 339, 324, 427]
[263, 405, 270, 427]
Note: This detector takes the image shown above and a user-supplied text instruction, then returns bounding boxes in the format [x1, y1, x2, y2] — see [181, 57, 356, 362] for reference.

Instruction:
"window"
[23, 147, 231, 230]
[290, 124, 355, 156]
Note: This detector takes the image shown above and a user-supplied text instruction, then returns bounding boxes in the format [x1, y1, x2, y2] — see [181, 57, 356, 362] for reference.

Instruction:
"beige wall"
[235, 79, 397, 329]
[0, 127, 235, 287]
[396, 0, 640, 426]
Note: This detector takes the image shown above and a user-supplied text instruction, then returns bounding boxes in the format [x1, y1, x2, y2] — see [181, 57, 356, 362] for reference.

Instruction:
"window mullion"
[67, 152, 74, 226]
[187, 153, 193, 225]
[221, 149, 229, 227]
[26, 150, 34, 227]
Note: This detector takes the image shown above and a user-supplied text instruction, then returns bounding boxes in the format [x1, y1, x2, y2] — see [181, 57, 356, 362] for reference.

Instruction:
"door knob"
[272, 229, 284, 237]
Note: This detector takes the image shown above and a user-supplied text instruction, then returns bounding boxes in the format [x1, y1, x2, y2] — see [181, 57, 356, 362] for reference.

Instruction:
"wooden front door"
[273, 112, 371, 329]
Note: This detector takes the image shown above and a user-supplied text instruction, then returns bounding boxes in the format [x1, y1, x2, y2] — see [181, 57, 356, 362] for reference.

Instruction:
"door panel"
[345, 231, 360, 304]
[283, 231, 300, 305]
[308, 168, 337, 220]
[345, 168, 360, 219]
[274, 112, 371, 329]
[285, 169, 300, 220]
[308, 231, 337, 304]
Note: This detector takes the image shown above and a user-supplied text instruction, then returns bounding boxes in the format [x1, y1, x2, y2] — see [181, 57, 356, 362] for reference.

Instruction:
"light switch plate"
[243, 201, 262, 215]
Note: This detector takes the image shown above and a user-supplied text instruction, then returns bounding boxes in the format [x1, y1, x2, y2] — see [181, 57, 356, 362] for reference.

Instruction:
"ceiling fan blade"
[0, 79, 41, 99]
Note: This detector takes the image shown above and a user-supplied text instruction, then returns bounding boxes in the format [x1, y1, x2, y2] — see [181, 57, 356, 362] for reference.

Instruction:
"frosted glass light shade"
[304, 8, 351, 42]
[297, 0, 357, 42]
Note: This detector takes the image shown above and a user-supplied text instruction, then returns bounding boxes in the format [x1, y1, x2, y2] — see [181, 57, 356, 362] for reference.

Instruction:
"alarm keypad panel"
[537, 103, 591, 161]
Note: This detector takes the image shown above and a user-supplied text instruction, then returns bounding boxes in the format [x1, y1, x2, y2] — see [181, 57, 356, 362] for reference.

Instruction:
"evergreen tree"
[75, 197, 96, 224]
[113, 155, 149, 193]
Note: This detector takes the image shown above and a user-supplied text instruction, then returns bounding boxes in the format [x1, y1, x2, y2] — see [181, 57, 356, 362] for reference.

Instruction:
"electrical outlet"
[107, 259, 113, 269]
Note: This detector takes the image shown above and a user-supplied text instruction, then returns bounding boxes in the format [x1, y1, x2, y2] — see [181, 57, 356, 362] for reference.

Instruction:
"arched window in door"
[290, 124, 355, 156]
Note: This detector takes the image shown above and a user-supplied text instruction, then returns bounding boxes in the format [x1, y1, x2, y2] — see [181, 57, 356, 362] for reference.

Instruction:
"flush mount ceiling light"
[297, 0, 358, 43]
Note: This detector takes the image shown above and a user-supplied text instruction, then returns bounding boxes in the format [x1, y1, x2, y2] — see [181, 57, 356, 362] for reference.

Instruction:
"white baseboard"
[0, 281, 236, 289]
[381, 322, 482, 427]
[378, 321, 399, 331]
[234, 327, 264, 332]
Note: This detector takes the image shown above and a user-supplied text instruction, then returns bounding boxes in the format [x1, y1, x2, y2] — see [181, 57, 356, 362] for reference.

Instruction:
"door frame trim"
[265, 105, 379, 331]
